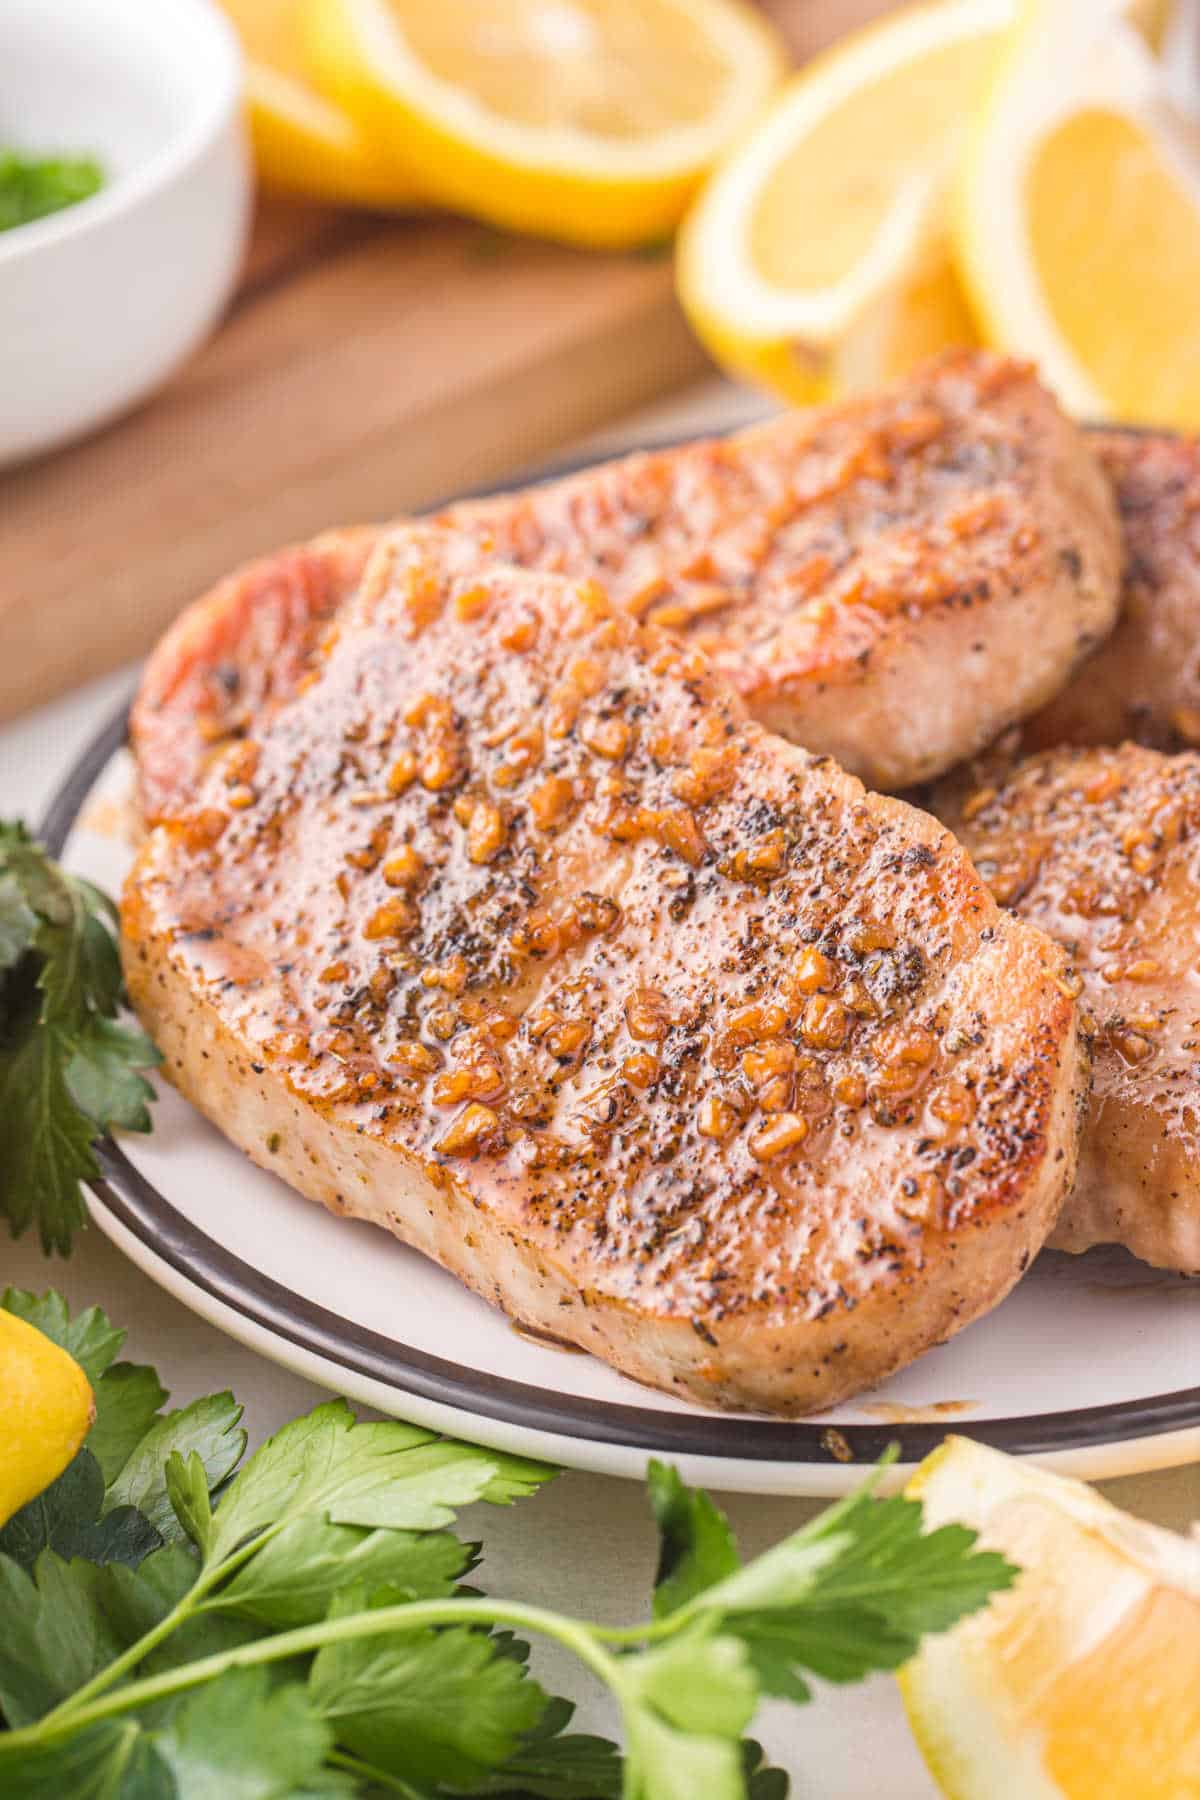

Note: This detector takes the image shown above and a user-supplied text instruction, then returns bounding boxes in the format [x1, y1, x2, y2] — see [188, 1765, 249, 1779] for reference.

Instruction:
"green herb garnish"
[0, 152, 104, 233]
[0, 1288, 1017, 1798]
[0, 823, 160, 1256]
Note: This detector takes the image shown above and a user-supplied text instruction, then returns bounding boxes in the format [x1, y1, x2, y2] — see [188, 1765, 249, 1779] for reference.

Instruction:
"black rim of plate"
[40, 423, 1200, 1467]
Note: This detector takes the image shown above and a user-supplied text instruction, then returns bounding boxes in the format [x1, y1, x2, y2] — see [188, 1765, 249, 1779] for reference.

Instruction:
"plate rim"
[44, 699, 1200, 1470]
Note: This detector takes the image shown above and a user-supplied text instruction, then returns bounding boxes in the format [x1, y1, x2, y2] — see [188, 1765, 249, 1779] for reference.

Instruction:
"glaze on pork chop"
[130, 351, 1121, 821]
[1023, 430, 1200, 756]
[936, 742, 1200, 1273]
[123, 527, 1086, 1413]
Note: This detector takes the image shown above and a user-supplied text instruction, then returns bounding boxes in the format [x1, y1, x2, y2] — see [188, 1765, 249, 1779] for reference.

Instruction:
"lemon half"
[957, 0, 1200, 426]
[901, 1436, 1200, 1800]
[299, 0, 788, 248]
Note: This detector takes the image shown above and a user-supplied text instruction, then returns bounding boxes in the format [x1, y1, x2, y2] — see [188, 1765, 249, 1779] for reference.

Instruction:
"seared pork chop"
[123, 526, 1086, 1413]
[130, 351, 1121, 821]
[1024, 430, 1200, 756]
[936, 742, 1200, 1273]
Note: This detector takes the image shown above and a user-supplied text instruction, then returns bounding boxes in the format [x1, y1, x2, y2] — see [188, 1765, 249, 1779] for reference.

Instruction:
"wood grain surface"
[0, 0, 894, 722]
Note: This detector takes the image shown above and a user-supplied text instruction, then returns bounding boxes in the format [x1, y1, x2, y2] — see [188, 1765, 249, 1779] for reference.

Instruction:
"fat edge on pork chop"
[130, 350, 1122, 824]
[122, 527, 1088, 1414]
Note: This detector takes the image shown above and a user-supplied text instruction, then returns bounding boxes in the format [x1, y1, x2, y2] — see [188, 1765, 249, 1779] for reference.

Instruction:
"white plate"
[1, 0, 248, 465]
[48, 702, 1200, 1499]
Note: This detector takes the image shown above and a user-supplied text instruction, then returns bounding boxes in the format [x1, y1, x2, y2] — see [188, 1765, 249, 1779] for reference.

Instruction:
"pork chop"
[1023, 429, 1200, 756]
[935, 742, 1200, 1273]
[123, 526, 1086, 1413]
[130, 351, 1121, 821]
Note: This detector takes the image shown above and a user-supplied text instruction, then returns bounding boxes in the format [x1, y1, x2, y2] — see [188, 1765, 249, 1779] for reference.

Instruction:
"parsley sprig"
[0, 151, 104, 233]
[0, 823, 160, 1256]
[0, 1289, 1017, 1799]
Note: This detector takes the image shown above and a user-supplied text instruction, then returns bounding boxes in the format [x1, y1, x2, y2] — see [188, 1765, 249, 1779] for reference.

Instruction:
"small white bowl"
[1, 0, 251, 466]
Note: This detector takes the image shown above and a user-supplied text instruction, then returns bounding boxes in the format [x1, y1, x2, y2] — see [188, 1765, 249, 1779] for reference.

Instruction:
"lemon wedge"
[900, 1436, 1200, 1799]
[957, 0, 1200, 427]
[676, 0, 1014, 404]
[218, 0, 422, 206]
[298, 0, 787, 248]
[0, 1310, 95, 1527]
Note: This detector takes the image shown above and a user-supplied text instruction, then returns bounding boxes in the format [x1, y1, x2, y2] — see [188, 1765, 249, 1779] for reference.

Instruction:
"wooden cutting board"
[0, 0, 891, 723]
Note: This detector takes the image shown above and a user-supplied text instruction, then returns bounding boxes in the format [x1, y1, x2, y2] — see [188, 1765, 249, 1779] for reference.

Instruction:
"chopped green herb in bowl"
[0, 151, 104, 233]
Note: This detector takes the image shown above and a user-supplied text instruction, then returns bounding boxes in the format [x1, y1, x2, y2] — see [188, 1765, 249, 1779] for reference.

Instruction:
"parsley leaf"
[0, 1027, 101, 1255]
[165, 1451, 214, 1556]
[0, 1552, 127, 1726]
[66, 1015, 159, 1135]
[787, 1484, 1018, 1642]
[85, 1364, 170, 1488]
[310, 1595, 547, 1790]
[107, 1546, 264, 1688]
[107, 1393, 246, 1541]
[198, 1401, 552, 1566]
[741, 1739, 789, 1800]
[0, 825, 160, 1256]
[689, 1480, 1017, 1701]
[614, 1624, 760, 1800]
[647, 1460, 740, 1618]
[691, 1531, 849, 1619]
[156, 1667, 340, 1799]
[89, 1545, 201, 1653]
[212, 1515, 471, 1630]
[0, 871, 38, 975]
[0, 1720, 174, 1799]
[0, 1451, 162, 1574]
[469, 1696, 623, 1798]
[624, 1626, 757, 1739]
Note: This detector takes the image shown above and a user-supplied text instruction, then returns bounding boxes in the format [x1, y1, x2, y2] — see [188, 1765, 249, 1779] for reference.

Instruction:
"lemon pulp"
[747, 34, 998, 293]
[395, 0, 733, 137]
[901, 1436, 1200, 1800]
[1027, 107, 1200, 426]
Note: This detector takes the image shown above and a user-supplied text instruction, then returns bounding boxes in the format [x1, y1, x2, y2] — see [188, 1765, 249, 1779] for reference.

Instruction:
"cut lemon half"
[900, 1436, 1200, 1800]
[957, 0, 1200, 427]
[676, 0, 1014, 405]
[219, 0, 423, 206]
[298, 0, 788, 248]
